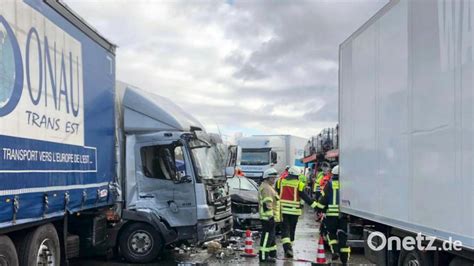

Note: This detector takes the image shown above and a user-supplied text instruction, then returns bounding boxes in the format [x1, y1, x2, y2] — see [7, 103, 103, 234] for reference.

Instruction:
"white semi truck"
[340, 0, 474, 265]
[237, 135, 306, 182]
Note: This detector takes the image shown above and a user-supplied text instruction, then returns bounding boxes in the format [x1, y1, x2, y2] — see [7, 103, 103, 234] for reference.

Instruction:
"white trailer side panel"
[288, 135, 307, 167]
[340, 0, 474, 249]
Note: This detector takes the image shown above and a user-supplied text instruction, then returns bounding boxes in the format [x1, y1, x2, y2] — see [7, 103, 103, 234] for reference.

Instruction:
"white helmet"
[288, 166, 301, 176]
[263, 168, 278, 179]
[331, 165, 339, 175]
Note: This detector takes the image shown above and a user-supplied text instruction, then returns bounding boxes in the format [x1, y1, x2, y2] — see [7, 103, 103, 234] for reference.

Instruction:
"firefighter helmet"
[263, 168, 278, 179]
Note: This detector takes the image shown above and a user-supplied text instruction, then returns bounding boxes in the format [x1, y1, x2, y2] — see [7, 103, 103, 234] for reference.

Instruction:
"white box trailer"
[238, 135, 306, 182]
[339, 0, 474, 264]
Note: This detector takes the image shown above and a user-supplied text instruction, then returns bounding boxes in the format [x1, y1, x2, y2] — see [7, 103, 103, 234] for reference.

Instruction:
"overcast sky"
[65, 0, 386, 140]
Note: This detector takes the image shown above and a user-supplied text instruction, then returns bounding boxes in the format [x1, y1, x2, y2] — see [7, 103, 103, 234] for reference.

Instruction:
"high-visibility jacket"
[313, 171, 324, 192]
[298, 174, 307, 185]
[298, 174, 308, 206]
[259, 181, 281, 222]
[276, 176, 317, 216]
[315, 179, 340, 217]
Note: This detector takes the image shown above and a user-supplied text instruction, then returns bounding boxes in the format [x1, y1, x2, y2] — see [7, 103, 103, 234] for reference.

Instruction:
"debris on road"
[205, 241, 222, 254]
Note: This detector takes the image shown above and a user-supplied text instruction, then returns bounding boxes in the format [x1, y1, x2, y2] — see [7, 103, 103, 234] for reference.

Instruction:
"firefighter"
[312, 166, 324, 198]
[315, 165, 350, 265]
[276, 166, 319, 258]
[258, 168, 281, 262]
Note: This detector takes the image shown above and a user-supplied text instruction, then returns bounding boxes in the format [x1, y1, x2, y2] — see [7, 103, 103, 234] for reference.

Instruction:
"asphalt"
[72, 207, 373, 265]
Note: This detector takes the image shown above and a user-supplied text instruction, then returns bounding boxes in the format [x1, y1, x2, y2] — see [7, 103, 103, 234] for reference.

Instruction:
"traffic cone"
[315, 235, 327, 264]
[240, 229, 257, 257]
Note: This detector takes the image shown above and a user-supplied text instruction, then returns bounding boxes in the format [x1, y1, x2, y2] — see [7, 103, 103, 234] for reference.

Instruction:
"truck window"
[140, 144, 185, 181]
[174, 146, 187, 177]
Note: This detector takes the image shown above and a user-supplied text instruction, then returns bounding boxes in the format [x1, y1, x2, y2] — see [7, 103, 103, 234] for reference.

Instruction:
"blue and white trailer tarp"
[0, 0, 116, 227]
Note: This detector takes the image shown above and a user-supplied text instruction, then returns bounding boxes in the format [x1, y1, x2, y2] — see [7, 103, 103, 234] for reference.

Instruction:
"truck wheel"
[398, 249, 433, 266]
[119, 222, 163, 263]
[0, 235, 19, 266]
[15, 223, 60, 266]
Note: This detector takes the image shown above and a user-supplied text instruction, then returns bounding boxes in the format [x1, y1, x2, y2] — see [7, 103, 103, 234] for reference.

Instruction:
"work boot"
[331, 253, 340, 261]
[261, 257, 276, 263]
[284, 249, 294, 258]
[269, 250, 277, 259]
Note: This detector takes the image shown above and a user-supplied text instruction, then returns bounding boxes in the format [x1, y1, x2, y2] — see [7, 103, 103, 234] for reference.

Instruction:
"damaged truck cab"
[114, 83, 234, 262]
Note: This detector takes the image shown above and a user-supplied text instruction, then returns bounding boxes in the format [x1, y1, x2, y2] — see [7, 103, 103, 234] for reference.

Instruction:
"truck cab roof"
[238, 136, 284, 149]
[117, 82, 204, 133]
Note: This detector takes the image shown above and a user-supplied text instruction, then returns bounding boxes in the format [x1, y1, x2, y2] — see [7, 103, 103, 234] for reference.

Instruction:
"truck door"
[136, 141, 197, 227]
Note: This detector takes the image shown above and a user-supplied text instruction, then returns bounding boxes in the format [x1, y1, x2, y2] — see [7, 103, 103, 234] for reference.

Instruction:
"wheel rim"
[128, 230, 154, 255]
[0, 255, 9, 266]
[36, 238, 56, 265]
[404, 253, 420, 266]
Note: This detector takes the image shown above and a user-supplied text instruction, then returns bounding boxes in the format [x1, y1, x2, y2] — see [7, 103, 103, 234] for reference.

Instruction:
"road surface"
[72, 207, 372, 265]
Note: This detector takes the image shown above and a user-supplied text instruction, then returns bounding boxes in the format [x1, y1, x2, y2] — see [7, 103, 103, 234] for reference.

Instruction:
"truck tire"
[119, 222, 163, 263]
[15, 223, 60, 266]
[398, 249, 433, 266]
[0, 235, 19, 266]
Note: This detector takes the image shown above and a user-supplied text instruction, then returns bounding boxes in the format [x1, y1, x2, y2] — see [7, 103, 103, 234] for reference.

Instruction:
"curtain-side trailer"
[0, 0, 116, 265]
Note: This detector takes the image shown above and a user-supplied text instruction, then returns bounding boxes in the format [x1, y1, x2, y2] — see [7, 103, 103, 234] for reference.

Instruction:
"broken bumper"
[197, 215, 233, 242]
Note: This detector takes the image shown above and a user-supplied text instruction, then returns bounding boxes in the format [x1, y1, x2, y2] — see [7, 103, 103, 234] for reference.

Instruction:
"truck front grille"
[214, 196, 231, 220]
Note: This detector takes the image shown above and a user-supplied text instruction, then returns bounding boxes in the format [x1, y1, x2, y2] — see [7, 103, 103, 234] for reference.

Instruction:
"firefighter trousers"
[323, 216, 350, 264]
[281, 214, 299, 253]
[259, 218, 277, 261]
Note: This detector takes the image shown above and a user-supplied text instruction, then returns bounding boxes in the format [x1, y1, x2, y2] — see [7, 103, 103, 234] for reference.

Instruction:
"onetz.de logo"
[368, 231, 462, 252]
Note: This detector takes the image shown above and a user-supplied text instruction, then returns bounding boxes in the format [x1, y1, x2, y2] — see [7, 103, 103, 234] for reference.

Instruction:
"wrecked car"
[226, 175, 261, 229]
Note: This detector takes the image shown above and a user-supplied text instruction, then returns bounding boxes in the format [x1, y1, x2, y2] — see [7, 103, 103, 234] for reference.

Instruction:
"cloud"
[64, 0, 387, 138]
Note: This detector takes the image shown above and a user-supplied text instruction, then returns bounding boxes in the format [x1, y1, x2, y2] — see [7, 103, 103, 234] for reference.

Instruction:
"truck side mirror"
[226, 145, 241, 167]
[271, 151, 278, 164]
[225, 166, 235, 178]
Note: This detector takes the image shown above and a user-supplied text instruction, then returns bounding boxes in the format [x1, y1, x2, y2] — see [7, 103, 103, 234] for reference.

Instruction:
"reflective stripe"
[281, 200, 300, 205]
[260, 210, 273, 219]
[315, 202, 325, 209]
[329, 239, 338, 245]
[261, 232, 269, 259]
[275, 196, 281, 223]
[282, 237, 291, 244]
[327, 213, 339, 217]
[311, 201, 318, 208]
[340, 247, 351, 253]
[262, 196, 273, 203]
[268, 245, 277, 251]
[327, 235, 334, 253]
[313, 183, 320, 192]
